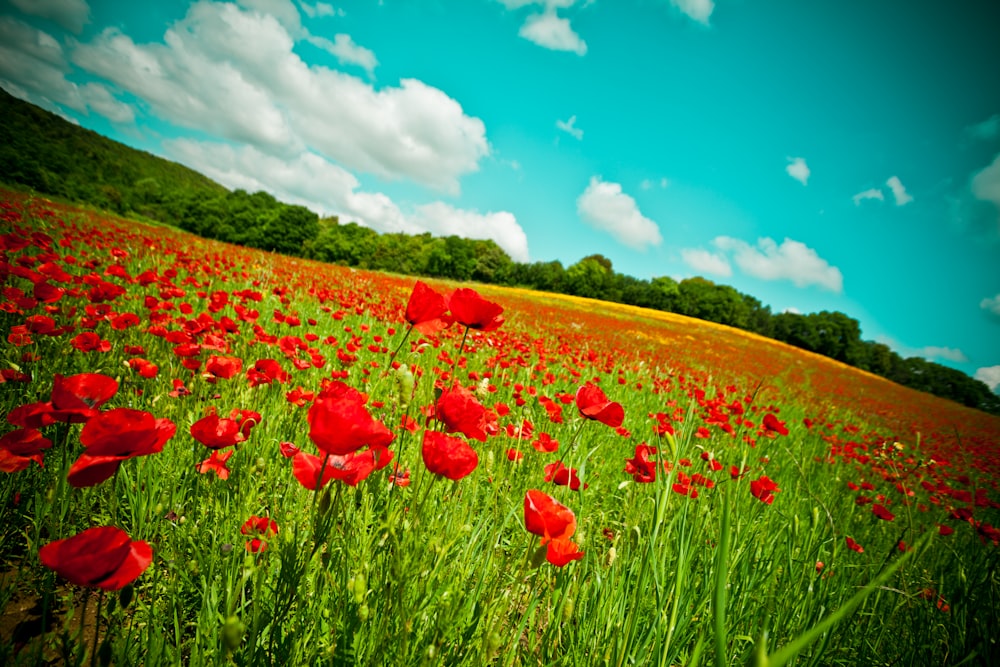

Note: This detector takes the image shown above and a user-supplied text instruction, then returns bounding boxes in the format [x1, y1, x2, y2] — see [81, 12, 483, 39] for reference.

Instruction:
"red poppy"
[247, 358, 290, 386]
[749, 475, 781, 505]
[545, 537, 585, 567]
[544, 461, 586, 490]
[38, 526, 152, 590]
[128, 358, 159, 379]
[70, 331, 111, 353]
[190, 410, 243, 450]
[531, 432, 559, 453]
[845, 536, 864, 553]
[198, 449, 235, 480]
[0, 427, 52, 472]
[405, 281, 451, 335]
[49, 372, 119, 423]
[203, 355, 243, 382]
[761, 413, 789, 437]
[625, 444, 658, 483]
[241, 515, 278, 553]
[448, 288, 504, 332]
[68, 408, 176, 487]
[523, 489, 576, 544]
[422, 430, 478, 480]
[506, 448, 524, 462]
[308, 382, 394, 456]
[435, 383, 493, 442]
[575, 383, 624, 428]
[872, 504, 895, 521]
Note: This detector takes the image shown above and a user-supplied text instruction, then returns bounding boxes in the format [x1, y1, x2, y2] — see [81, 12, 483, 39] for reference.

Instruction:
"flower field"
[1, 191, 998, 666]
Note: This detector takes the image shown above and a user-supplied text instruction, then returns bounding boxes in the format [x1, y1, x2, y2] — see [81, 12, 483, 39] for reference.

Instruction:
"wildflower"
[435, 383, 494, 442]
[575, 382, 624, 428]
[523, 489, 584, 567]
[845, 536, 864, 553]
[308, 381, 394, 456]
[241, 516, 278, 553]
[0, 428, 52, 472]
[69, 408, 176, 487]
[625, 444, 658, 483]
[39, 526, 152, 590]
[422, 430, 478, 480]
[544, 461, 586, 490]
[761, 413, 789, 437]
[198, 450, 235, 480]
[872, 504, 895, 521]
[750, 475, 781, 505]
[448, 288, 504, 332]
[405, 281, 451, 334]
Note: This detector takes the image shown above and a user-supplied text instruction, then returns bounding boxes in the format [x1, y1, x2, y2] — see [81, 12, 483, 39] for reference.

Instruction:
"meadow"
[1, 191, 998, 666]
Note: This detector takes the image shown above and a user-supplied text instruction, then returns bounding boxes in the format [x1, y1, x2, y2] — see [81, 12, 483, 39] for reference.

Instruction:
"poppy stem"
[89, 590, 104, 667]
[387, 323, 414, 368]
[450, 326, 470, 381]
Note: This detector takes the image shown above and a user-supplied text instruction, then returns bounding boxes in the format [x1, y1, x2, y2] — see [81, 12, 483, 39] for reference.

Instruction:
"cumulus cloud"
[786, 157, 810, 186]
[68, 1, 487, 193]
[671, 0, 714, 24]
[712, 236, 843, 292]
[0, 17, 133, 122]
[886, 175, 913, 206]
[681, 248, 731, 276]
[307, 33, 377, 77]
[9, 0, 90, 34]
[519, 10, 587, 55]
[975, 365, 1000, 392]
[577, 176, 663, 249]
[165, 139, 529, 262]
[971, 153, 1000, 228]
[918, 346, 968, 363]
[556, 114, 583, 139]
[640, 177, 669, 190]
[981, 293, 1000, 317]
[852, 188, 884, 206]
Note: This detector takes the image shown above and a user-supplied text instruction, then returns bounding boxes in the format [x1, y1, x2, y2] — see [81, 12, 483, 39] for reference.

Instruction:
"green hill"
[0, 86, 227, 221]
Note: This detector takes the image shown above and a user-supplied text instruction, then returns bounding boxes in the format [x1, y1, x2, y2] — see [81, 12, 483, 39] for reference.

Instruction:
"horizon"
[1, 0, 999, 390]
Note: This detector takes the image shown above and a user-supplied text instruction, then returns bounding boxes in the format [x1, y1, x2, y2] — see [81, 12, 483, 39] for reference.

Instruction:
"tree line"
[2, 86, 997, 415]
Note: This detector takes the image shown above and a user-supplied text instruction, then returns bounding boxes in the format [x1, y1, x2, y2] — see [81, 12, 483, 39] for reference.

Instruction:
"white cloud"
[166, 139, 529, 262]
[981, 293, 1000, 317]
[671, 0, 715, 25]
[966, 114, 1000, 142]
[852, 188, 884, 206]
[975, 365, 1000, 392]
[556, 114, 583, 139]
[308, 33, 377, 77]
[713, 236, 843, 292]
[577, 176, 662, 249]
[640, 177, 669, 190]
[918, 346, 968, 363]
[9, 0, 90, 34]
[412, 202, 530, 263]
[300, 2, 342, 18]
[681, 248, 731, 276]
[786, 157, 810, 186]
[69, 2, 488, 193]
[971, 153, 1000, 227]
[0, 17, 133, 122]
[886, 175, 913, 206]
[519, 10, 587, 55]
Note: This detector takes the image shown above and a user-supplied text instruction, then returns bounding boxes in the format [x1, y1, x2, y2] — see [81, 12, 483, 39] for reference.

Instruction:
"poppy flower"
[872, 504, 895, 521]
[198, 449, 235, 480]
[575, 383, 624, 428]
[203, 355, 243, 382]
[128, 358, 159, 379]
[405, 281, 451, 334]
[845, 536, 864, 553]
[749, 475, 781, 505]
[48, 372, 119, 423]
[38, 526, 152, 590]
[190, 410, 243, 450]
[448, 288, 504, 332]
[761, 413, 789, 437]
[70, 331, 111, 353]
[68, 408, 176, 487]
[523, 489, 577, 544]
[0, 427, 52, 472]
[422, 430, 478, 480]
[241, 516, 278, 553]
[435, 383, 493, 442]
[292, 446, 394, 490]
[625, 444, 658, 483]
[544, 461, 586, 491]
[545, 537, 585, 567]
[531, 432, 559, 453]
[308, 382, 394, 456]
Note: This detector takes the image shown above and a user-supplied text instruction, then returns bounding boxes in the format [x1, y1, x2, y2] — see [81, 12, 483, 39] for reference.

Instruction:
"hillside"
[0, 86, 227, 221]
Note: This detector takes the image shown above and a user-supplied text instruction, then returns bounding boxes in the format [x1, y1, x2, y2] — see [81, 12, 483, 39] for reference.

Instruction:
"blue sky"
[2, 0, 1000, 389]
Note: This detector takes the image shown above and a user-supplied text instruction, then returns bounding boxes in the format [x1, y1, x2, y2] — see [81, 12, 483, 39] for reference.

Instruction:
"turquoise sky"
[2, 0, 999, 389]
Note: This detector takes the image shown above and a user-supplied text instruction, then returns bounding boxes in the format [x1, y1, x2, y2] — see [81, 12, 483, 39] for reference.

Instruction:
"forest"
[2, 86, 997, 415]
